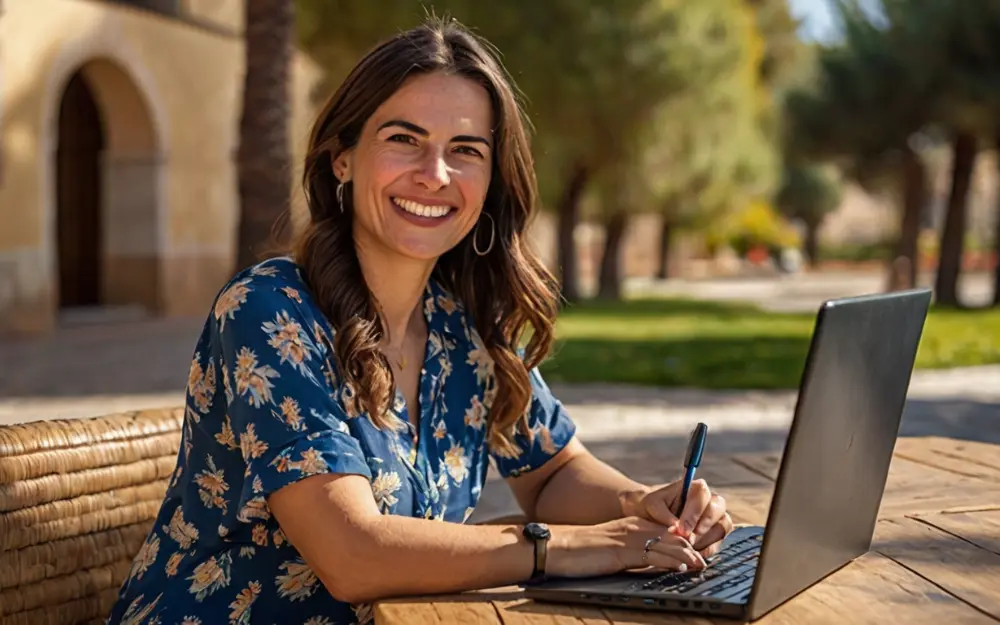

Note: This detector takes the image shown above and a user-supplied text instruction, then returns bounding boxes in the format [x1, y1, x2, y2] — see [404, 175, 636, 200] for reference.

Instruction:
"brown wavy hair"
[293, 16, 559, 457]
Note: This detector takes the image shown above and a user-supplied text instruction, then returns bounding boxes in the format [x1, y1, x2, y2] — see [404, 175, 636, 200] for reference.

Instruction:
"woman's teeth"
[393, 198, 452, 218]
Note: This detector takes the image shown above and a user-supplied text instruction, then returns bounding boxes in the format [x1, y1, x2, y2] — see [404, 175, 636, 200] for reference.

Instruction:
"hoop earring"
[336, 182, 345, 212]
[473, 213, 495, 256]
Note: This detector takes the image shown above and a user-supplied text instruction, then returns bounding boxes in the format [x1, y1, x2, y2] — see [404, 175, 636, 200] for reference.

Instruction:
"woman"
[108, 17, 732, 625]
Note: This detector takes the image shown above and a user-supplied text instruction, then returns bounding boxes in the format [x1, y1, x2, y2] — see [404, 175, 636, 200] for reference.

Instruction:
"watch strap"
[532, 532, 548, 580]
[523, 523, 550, 581]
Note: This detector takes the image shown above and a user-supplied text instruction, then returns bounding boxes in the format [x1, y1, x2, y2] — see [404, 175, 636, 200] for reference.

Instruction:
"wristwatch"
[521, 522, 551, 581]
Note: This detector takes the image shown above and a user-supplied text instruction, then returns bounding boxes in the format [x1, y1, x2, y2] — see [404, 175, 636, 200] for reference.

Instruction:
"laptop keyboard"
[626, 532, 762, 600]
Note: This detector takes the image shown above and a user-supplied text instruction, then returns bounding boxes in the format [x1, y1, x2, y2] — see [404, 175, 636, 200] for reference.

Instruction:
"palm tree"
[236, 0, 295, 271]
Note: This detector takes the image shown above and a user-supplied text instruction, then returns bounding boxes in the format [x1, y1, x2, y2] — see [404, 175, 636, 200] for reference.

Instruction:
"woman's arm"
[507, 437, 655, 525]
[268, 471, 683, 604]
[508, 438, 731, 552]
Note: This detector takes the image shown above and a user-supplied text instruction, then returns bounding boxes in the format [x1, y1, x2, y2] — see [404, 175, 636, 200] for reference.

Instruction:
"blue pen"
[679, 422, 708, 514]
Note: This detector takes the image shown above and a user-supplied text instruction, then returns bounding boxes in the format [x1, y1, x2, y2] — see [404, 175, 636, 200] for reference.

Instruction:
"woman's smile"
[390, 196, 458, 227]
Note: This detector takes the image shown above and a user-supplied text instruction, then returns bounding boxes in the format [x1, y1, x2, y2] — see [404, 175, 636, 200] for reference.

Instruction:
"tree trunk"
[993, 134, 1000, 306]
[934, 132, 977, 307]
[236, 0, 294, 271]
[597, 212, 628, 300]
[556, 163, 588, 302]
[993, 204, 1000, 305]
[803, 223, 820, 268]
[887, 145, 926, 291]
[656, 220, 673, 280]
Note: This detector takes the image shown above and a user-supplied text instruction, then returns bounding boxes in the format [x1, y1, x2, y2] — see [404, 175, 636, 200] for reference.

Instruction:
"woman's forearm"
[533, 452, 652, 525]
[344, 515, 538, 602]
[272, 473, 580, 604]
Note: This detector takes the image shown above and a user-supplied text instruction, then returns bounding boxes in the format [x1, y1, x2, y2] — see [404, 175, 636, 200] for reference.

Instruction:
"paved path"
[627, 270, 995, 311]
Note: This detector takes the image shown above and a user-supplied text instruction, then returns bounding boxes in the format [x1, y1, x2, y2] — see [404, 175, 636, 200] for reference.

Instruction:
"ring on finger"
[642, 536, 661, 563]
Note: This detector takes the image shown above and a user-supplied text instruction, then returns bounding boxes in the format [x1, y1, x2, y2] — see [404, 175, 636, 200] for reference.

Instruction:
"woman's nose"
[414, 151, 451, 190]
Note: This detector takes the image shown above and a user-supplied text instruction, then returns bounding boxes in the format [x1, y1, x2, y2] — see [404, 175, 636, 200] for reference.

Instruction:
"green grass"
[538, 297, 1000, 389]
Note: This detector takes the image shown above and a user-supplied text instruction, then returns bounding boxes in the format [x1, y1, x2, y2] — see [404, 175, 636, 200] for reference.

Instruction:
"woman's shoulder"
[211, 256, 323, 331]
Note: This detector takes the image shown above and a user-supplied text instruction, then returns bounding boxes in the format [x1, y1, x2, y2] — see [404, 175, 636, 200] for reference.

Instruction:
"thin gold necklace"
[382, 345, 407, 370]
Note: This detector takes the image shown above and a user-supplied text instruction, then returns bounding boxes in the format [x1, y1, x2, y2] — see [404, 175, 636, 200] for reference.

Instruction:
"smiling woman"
[345, 75, 493, 262]
[105, 16, 733, 625]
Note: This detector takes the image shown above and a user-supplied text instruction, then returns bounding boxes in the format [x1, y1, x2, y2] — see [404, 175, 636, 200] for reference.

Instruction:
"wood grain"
[755, 552, 995, 624]
[495, 597, 613, 624]
[917, 510, 1000, 557]
[877, 456, 1000, 518]
[893, 437, 1000, 483]
[599, 606, 722, 625]
[730, 449, 1000, 519]
[375, 589, 521, 625]
[873, 516, 1000, 620]
[712, 484, 771, 526]
[376, 597, 500, 624]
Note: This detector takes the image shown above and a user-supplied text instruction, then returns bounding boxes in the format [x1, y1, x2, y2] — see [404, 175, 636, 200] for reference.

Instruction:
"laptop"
[524, 288, 933, 621]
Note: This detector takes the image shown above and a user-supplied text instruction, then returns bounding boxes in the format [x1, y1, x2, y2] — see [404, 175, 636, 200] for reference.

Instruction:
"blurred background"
[0, 0, 998, 453]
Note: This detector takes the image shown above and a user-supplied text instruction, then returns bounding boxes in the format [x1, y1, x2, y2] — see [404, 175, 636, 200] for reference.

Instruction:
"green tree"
[646, 0, 792, 280]
[784, 2, 933, 292]
[877, 0, 994, 307]
[774, 165, 843, 266]
[615, 0, 780, 285]
[236, 0, 296, 270]
[506, 0, 687, 301]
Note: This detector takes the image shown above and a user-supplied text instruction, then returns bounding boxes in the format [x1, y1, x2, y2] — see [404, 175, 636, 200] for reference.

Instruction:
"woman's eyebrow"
[377, 119, 490, 146]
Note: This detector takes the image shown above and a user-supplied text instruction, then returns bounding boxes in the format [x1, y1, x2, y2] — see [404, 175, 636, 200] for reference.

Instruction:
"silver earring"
[336, 181, 345, 212]
[473, 213, 495, 256]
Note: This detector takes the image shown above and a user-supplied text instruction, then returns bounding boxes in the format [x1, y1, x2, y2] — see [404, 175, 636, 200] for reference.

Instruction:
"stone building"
[0, 0, 323, 334]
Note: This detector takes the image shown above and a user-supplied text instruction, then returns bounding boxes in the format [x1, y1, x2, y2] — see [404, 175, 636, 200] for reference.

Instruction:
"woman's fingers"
[690, 494, 729, 546]
[693, 522, 728, 556]
[643, 534, 706, 572]
[637, 486, 680, 527]
[676, 479, 712, 536]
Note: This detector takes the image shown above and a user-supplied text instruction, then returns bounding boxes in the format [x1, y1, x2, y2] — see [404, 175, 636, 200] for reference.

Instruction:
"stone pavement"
[627, 269, 995, 312]
[2, 311, 998, 520]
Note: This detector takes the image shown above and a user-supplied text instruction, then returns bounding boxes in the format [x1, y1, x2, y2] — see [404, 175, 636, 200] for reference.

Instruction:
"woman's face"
[336, 72, 494, 262]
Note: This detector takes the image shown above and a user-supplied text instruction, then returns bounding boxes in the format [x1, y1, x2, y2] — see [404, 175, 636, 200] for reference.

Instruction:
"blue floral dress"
[106, 257, 576, 625]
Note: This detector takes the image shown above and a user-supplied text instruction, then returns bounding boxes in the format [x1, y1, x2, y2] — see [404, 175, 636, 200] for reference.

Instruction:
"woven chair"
[0, 408, 183, 625]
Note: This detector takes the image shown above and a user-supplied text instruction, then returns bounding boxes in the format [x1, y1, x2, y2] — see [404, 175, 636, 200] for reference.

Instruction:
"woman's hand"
[546, 516, 707, 578]
[621, 479, 733, 556]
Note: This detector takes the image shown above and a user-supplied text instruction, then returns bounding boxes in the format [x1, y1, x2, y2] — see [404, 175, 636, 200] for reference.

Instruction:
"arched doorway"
[56, 73, 105, 308]
[51, 59, 163, 319]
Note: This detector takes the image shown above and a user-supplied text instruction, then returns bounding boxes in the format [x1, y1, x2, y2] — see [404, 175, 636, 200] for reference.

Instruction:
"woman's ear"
[332, 150, 353, 184]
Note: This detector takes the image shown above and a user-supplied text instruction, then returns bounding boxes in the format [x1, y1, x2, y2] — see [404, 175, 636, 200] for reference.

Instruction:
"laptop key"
[727, 587, 754, 605]
[678, 574, 740, 597]
[712, 578, 755, 602]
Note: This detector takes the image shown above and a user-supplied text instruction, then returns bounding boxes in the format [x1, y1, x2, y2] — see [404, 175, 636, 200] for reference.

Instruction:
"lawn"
[538, 297, 1000, 389]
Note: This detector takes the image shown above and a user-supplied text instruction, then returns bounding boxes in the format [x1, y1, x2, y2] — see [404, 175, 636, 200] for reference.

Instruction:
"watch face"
[525, 522, 551, 540]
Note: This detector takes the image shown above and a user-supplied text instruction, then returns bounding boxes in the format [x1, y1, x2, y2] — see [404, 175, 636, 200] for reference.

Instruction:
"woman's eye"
[455, 145, 484, 158]
[387, 134, 417, 145]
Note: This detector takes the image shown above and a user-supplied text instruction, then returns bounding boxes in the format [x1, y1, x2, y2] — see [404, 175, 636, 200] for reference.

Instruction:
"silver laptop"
[524, 288, 932, 620]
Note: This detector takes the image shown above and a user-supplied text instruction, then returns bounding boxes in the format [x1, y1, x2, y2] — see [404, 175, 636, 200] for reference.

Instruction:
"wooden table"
[374, 436, 1000, 624]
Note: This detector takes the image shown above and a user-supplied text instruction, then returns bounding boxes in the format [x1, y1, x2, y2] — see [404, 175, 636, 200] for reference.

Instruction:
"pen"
[679, 422, 708, 513]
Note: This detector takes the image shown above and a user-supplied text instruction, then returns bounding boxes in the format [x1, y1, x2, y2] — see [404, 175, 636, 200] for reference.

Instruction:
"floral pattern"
[107, 257, 575, 624]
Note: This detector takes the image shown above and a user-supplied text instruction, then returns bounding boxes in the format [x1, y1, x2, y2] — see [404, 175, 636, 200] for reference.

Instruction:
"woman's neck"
[355, 239, 435, 349]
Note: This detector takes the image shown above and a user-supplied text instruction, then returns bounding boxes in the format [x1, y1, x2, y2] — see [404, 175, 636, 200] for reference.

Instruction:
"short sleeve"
[490, 367, 577, 478]
[215, 281, 372, 524]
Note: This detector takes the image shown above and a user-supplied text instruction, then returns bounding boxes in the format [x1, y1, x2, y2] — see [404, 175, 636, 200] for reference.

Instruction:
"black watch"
[522, 522, 551, 581]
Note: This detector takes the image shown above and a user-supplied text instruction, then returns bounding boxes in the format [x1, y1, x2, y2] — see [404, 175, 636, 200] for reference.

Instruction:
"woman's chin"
[387, 238, 458, 263]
